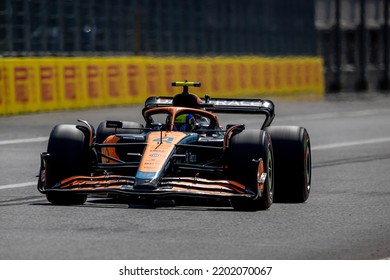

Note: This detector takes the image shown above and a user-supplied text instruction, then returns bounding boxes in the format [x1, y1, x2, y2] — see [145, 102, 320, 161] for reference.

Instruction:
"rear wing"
[144, 95, 275, 128]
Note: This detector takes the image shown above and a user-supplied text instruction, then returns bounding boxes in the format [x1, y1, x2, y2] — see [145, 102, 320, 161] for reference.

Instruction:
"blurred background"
[0, 0, 316, 56]
[0, 0, 389, 95]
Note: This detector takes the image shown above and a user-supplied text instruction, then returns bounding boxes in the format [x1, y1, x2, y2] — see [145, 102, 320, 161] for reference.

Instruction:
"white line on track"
[312, 137, 390, 151]
[0, 181, 36, 190]
[0, 137, 48, 146]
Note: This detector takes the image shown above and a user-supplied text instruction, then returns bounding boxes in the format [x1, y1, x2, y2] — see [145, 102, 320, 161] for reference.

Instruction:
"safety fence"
[0, 56, 324, 115]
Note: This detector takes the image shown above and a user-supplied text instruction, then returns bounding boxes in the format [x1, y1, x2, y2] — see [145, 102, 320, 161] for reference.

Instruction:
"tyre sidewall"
[46, 124, 90, 187]
[228, 129, 274, 210]
[265, 126, 311, 203]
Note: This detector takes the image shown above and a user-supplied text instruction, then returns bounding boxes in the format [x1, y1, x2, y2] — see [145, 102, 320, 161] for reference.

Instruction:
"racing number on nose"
[152, 137, 174, 144]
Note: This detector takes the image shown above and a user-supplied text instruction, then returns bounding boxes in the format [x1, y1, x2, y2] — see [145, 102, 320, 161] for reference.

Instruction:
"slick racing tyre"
[228, 129, 274, 211]
[96, 121, 144, 144]
[45, 124, 91, 205]
[265, 126, 311, 203]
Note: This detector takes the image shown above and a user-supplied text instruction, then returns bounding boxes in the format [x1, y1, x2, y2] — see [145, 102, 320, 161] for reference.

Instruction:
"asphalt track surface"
[1, 93, 390, 260]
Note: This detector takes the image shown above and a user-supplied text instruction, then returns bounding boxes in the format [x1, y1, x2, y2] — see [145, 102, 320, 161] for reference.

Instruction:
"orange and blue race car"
[37, 81, 311, 211]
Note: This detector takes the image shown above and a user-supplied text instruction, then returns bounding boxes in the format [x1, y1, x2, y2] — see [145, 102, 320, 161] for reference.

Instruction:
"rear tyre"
[265, 126, 311, 203]
[96, 121, 144, 143]
[228, 129, 274, 211]
[45, 124, 90, 205]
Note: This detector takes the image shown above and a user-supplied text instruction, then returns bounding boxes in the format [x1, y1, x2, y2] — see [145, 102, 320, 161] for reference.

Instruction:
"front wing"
[38, 174, 256, 200]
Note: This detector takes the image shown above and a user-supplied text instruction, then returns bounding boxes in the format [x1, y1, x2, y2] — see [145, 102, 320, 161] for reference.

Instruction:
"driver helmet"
[166, 114, 196, 132]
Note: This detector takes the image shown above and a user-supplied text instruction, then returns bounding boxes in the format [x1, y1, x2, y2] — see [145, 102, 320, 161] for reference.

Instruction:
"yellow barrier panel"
[247, 58, 261, 94]
[219, 58, 239, 97]
[35, 58, 59, 111]
[235, 57, 252, 95]
[0, 56, 324, 116]
[261, 58, 275, 94]
[144, 57, 164, 97]
[103, 58, 126, 106]
[122, 56, 147, 104]
[57, 57, 86, 110]
[194, 58, 212, 94]
[273, 59, 285, 93]
[83, 58, 105, 107]
[209, 59, 222, 96]
[3, 58, 40, 114]
[282, 58, 295, 93]
[1, 58, 11, 114]
[0, 59, 5, 115]
[160, 57, 180, 95]
[313, 58, 324, 93]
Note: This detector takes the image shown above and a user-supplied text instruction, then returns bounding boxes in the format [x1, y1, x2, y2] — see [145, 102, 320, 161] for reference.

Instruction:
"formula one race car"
[37, 81, 311, 211]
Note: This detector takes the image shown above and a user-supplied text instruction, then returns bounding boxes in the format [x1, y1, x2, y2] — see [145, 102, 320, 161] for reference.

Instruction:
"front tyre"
[228, 129, 274, 211]
[45, 124, 90, 205]
[265, 126, 311, 203]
